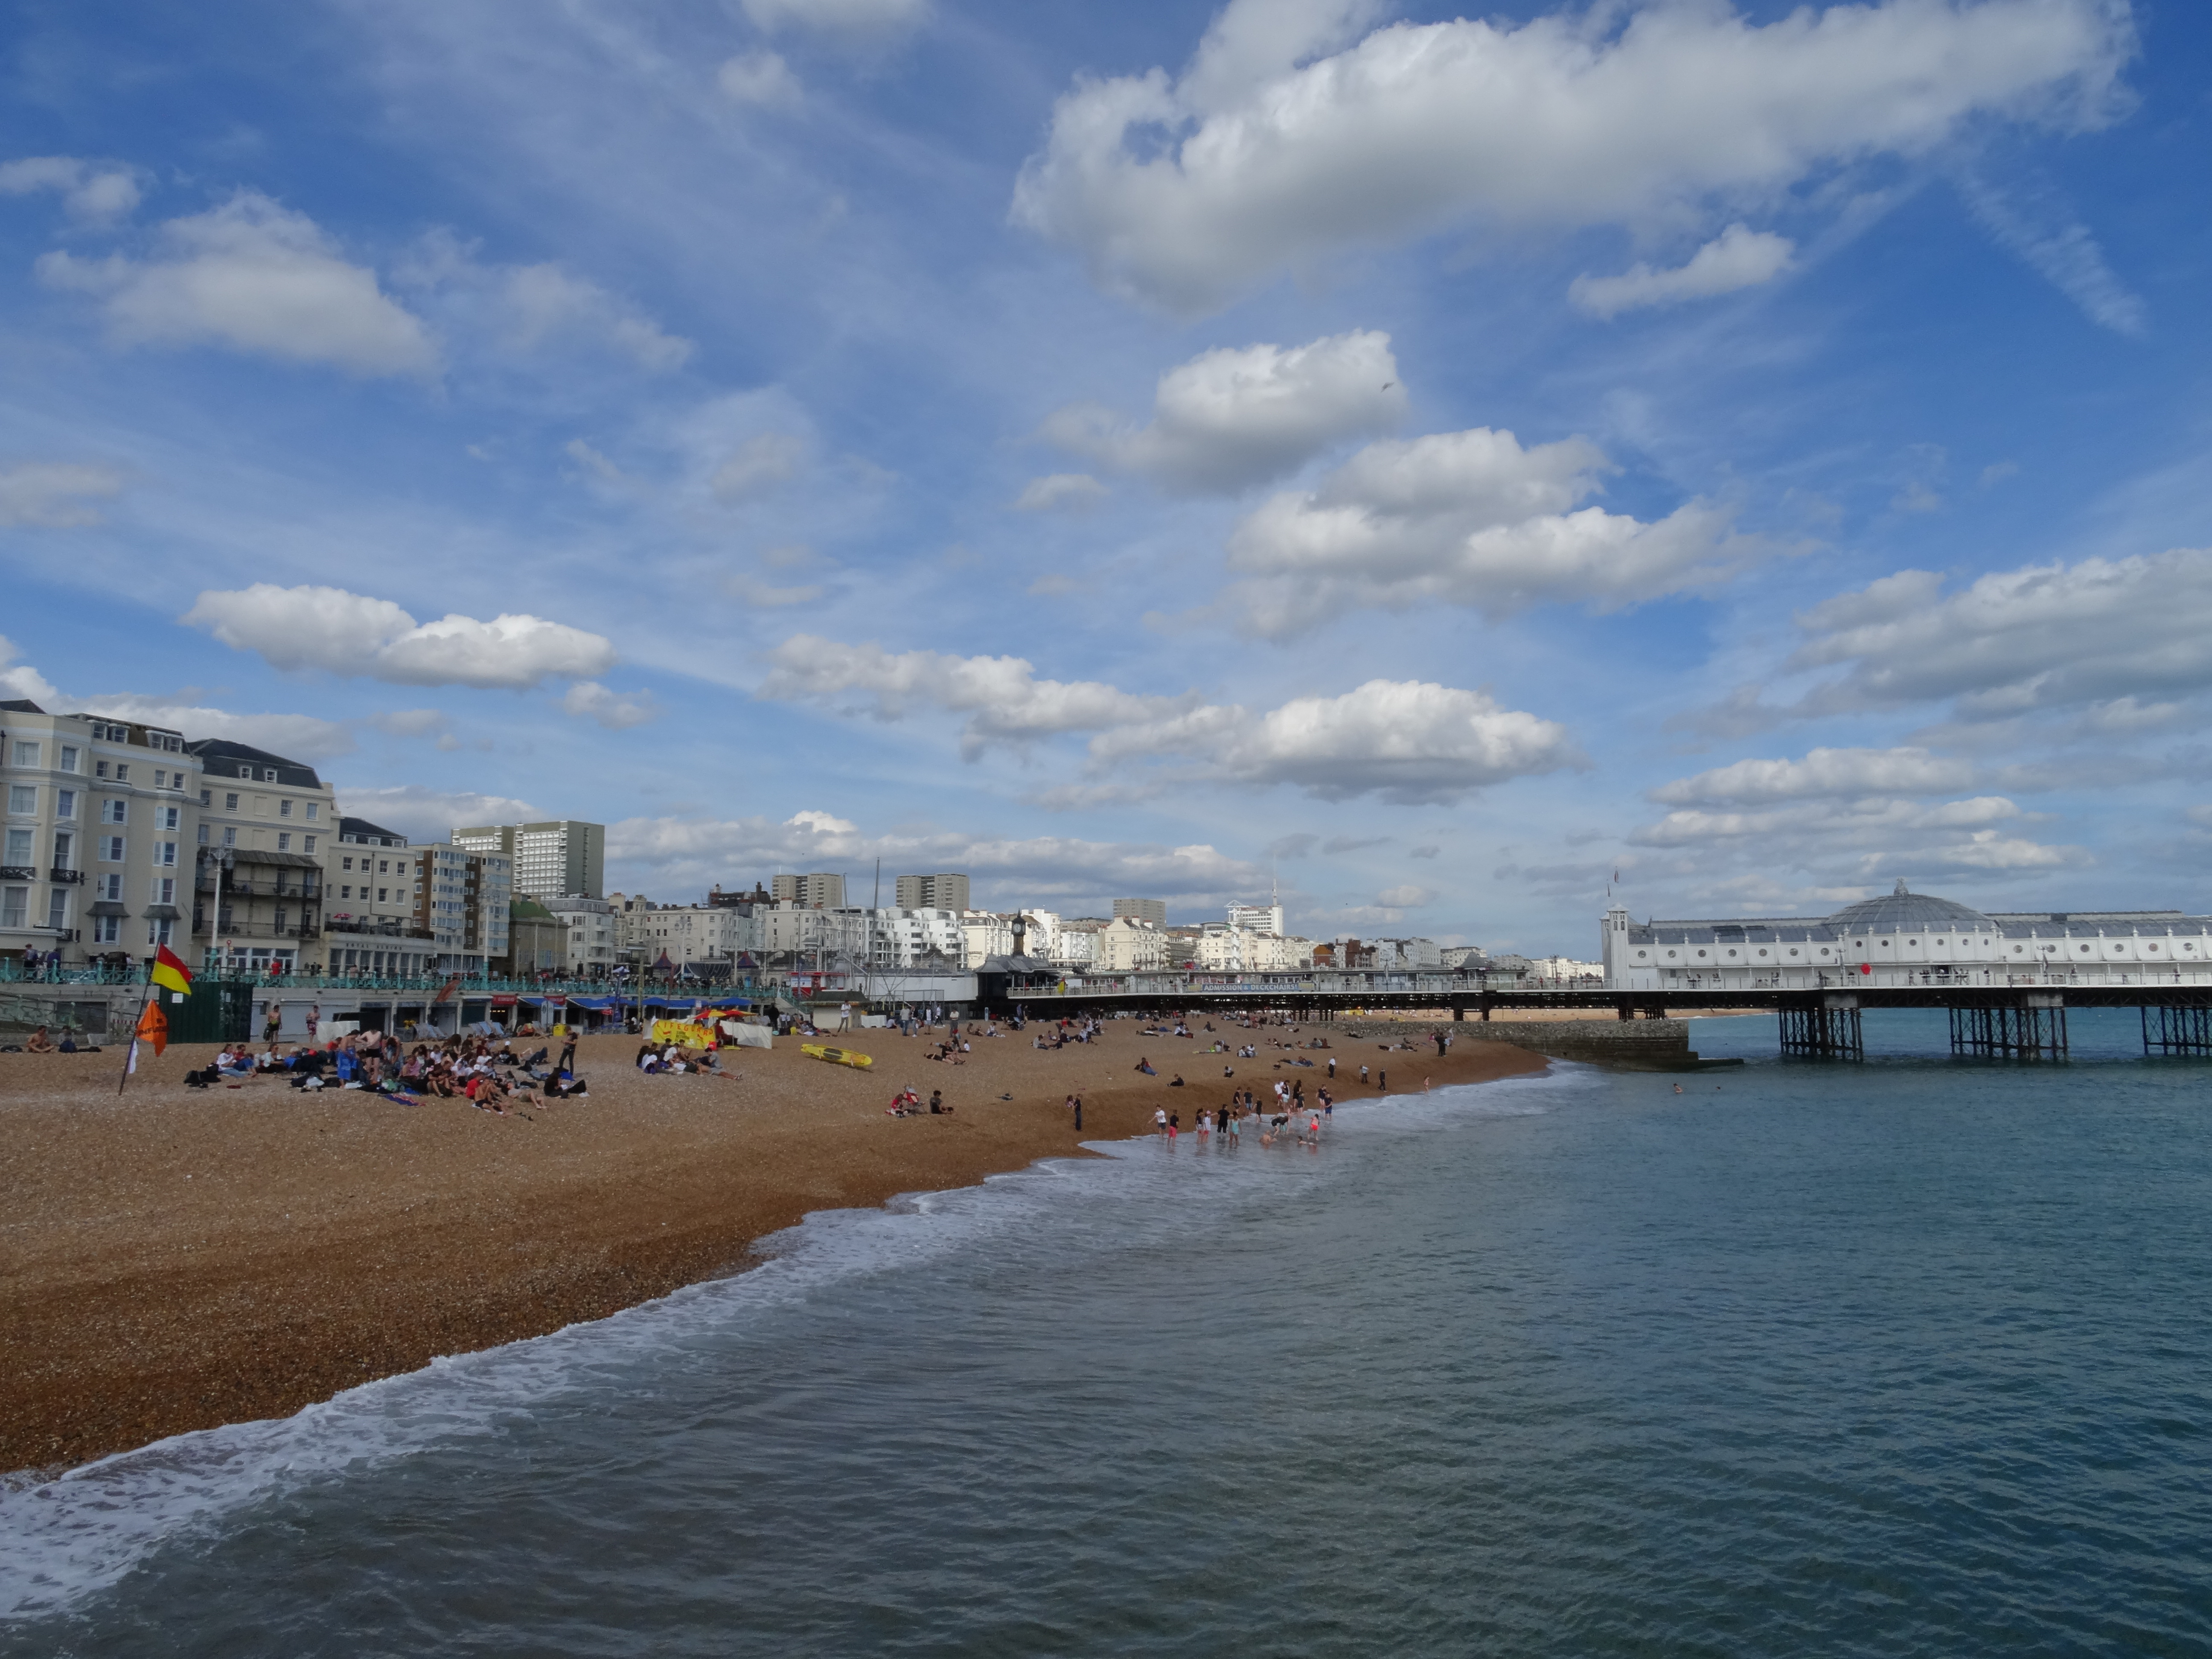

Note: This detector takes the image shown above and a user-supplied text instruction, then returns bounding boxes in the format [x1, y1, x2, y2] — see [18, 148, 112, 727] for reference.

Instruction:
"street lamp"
[202, 846, 236, 977]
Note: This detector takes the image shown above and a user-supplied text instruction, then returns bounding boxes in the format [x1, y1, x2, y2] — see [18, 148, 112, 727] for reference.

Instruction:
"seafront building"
[771, 872, 845, 908]
[894, 872, 969, 911]
[1601, 882, 2212, 990]
[1112, 897, 1167, 926]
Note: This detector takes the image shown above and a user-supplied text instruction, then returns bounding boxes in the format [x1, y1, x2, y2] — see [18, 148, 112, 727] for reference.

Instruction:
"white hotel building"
[1602, 882, 2212, 992]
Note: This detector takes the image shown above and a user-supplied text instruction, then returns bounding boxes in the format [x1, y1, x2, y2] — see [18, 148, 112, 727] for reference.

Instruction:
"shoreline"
[1, 1019, 1546, 1476]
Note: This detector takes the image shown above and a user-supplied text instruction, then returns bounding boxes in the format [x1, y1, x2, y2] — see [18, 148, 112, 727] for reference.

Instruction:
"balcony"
[0, 866, 36, 882]
[327, 918, 437, 940]
[49, 867, 83, 885]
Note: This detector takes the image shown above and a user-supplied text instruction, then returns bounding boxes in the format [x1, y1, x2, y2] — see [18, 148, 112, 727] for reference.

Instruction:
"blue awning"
[565, 995, 617, 1010]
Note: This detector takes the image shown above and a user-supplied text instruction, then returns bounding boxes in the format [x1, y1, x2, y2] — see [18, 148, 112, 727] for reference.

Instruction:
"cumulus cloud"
[336, 785, 542, 844]
[0, 155, 141, 222]
[78, 694, 356, 761]
[761, 635, 1184, 758]
[498, 264, 692, 371]
[182, 584, 617, 690]
[1781, 549, 2212, 719]
[1376, 884, 1435, 907]
[765, 637, 1576, 803]
[0, 460, 124, 527]
[1630, 792, 2087, 886]
[1013, 472, 1108, 512]
[1224, 425, 1772, 636]
[1569, 224, 1795, 318]
[0, 635, 61, 706]
[38, 192, 438, 376]
[712, 432, 807, 503]
[741, 0, 926, 38]
[1012, 0, 2131, 314]
[1093, 678, 1578, 803]
[1042, 331, 1404, 494]
[719, 51, 803, 108]
[562, 680, 658, 729]
[1651, 746, 1981, 806]
[611, 806, 1261, 908]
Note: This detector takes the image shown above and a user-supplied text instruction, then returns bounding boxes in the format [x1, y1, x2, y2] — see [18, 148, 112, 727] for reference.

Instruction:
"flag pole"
[117, 969, 152, 1097]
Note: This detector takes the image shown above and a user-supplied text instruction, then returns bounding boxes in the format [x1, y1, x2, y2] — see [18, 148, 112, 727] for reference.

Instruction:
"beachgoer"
[1167, 1112, 1179, 1140]
[1073, 1095, 1083, 1131]
[1154, 1106, 1167, 1136]
[263, 1005, 281, 1044]
[1359, 1064, 1368, 1086]
[1378, 1069, 1386, 1090]
[24, 1025, 54, 1054]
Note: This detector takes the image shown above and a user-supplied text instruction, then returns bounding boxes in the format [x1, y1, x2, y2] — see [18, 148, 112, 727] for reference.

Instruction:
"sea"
[4, 1009, 2209, 1657]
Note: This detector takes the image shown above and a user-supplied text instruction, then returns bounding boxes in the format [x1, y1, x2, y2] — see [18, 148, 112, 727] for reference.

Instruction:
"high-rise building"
[894, 872, 970, 911]
[1226, 901, 1285, 937]
[771, 872, 846, 908]
[1112, 896, 1167, 927]
[454, 820, 604, 899]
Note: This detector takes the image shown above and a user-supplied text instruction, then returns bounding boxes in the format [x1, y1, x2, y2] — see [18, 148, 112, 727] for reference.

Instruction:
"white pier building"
[1601, 882, 2212, 992]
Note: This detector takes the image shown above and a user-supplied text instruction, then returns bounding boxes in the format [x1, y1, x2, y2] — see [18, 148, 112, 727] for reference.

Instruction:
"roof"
[188, 738, 323, 789]
[1826, 881, 1995, 937]
[339, 815, 408, 845]
[0, 699, 45, 714]
[510, 897, 558, 921]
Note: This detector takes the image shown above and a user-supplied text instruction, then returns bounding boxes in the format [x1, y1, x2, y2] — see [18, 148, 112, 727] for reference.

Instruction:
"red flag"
[432, 973, 463, 1005]
[136, 1001, 169, 1058]
[151, 944, 195, 996]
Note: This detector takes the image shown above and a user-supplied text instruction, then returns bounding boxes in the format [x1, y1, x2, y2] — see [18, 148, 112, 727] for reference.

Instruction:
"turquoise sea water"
[5, 1010, 2210, 1656]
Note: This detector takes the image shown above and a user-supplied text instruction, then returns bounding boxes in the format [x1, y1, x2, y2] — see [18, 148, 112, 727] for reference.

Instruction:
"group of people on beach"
[197, 1030, 587, 1115]
[1152, 1096, 1326, 1149]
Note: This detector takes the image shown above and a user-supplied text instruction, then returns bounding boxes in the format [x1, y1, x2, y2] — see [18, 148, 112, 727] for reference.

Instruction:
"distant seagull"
[1381, 381, 1395, 390]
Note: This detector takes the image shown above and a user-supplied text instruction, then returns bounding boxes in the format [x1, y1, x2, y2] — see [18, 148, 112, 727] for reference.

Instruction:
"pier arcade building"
[1601, 882, 2212, 992]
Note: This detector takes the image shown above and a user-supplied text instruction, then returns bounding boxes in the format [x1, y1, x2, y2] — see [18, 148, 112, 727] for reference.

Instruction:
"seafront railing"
[0, 962, 775, 998]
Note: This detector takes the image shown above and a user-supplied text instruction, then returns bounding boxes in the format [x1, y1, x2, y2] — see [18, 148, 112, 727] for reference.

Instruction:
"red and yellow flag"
[150, 945, 194, 997]
[135, 1001, 169, 1058]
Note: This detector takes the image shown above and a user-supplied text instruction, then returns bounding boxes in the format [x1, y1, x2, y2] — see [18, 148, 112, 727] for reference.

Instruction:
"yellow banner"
[650, 1019, 713, 1048]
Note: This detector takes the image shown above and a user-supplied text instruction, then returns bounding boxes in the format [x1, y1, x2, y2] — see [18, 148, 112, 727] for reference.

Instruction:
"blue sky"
[3, 0, 2207, 952]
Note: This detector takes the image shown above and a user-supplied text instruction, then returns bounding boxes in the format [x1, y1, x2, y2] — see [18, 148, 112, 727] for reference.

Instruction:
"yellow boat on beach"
[801, 1043, 874, 1070]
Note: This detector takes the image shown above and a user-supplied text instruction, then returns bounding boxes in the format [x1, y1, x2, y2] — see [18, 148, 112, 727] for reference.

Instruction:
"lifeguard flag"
[136, 1001, 169, 1058]
[432, 973, 463, 1005]
[150, 945, 194, 996]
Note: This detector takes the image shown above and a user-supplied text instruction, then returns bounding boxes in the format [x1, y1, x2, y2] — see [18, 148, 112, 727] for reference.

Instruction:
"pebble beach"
[1, 1018, 1545, 1475]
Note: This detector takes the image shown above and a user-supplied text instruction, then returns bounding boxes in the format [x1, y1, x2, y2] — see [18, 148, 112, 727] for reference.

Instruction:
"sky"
[2, 0, 2209, 954]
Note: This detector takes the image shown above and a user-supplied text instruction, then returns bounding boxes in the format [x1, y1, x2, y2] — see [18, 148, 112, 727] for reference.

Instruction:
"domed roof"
[1824, 881, 1994, 937]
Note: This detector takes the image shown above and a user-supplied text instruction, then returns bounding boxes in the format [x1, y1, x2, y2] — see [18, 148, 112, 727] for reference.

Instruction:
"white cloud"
[712, 431, 807, 503]
[182, 583, 617, 690]
[760, 635, 1184, 758]
[1785, 549, 2212, 719]
[38, 192, 438, 376]
[1377, 884, 1435, 907]
[1957, 171, 2145, 335]
[1629, 793, 2087, 885]
[77, 694, 356, 761]
[1224, 425, 1772, 636]
[1652, 746, 1980, 806]
[1569, 224, 1795, 318]
[765, 637, 1575, 802]
[1042, 330, 1404, 494]
[562, 680, 658, 729]
[500, 264, 693, 371]
[336, 785, 541, 844]
[1013, 472, 1108, 512]
[1012, 0, 2131, 314]
[741, 0, 926, 38]
[0, 636, 61, 706]
[0, 155, 141, 222]
[1091, 677, 1580, 803]
[0, 461, 124, 527]
[719, 51, 803, 108]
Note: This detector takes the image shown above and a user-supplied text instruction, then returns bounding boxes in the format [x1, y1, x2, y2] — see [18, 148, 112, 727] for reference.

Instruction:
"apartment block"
[894, 872, 970, 912]
[771, 872, 846, 908]
[454, 820, 603, 900]
[544, 895, 619, 973]
[189, 739, 337, 975]
[0, 701, 201, 966]
[323, 816, 436, 977]
[1112, 897, 1167, 926]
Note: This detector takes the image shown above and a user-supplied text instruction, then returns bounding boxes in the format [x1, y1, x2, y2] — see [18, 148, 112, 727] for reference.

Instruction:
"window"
[223, 827, 236, 847]
[148, 918, 174, 947]
[305, 802, 319, 821]
[152, 876, 175, 904]
[342, 856, 353, 871]
[200, 789, 211, 806]
[56, 790, 74, 818]
[158, 806, 180, 830]
[157, 842, 178, 867]
[53, 832, 71, 867]
[99, 834, 125, 862]
[154, 770, 165, 788]
[101, 800, 126, 824]
[341, 885, 352, 899]
[114, 764, 128, 783]
[92, 914, 119, 944]
[1, 887, 24, 928]
[12, 741, 38, 768]
[45, 890, 66, 928]
[225, 793, 239, 812]
[274, 906, 288, 931]
[59, 745, 78, 772]
[262, 768, 276, 782]
[378, 860, 389, 874]
[280, 799, 293, 818]
[7, 786, 32, 813]
[198, 824, 210, 845]
[95, 760, 109, 779]
[303, 835, 315, 854]
[99, 873, 122, 901]
[378, 888, 388, 902]
[4, 828, 29, 864]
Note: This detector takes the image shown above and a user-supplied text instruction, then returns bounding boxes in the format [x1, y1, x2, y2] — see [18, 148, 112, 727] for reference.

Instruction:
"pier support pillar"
[1779, 995, 1863, 1060]
[1950, 995, 2067, 1060]
[2142, 1003, 2212, 1056]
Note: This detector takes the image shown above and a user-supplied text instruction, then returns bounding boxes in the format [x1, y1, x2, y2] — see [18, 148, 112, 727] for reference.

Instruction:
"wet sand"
[0, 1017, 1545, 1475]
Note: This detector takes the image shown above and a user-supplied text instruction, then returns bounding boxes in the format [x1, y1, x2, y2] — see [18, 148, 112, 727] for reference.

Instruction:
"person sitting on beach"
[928, 1089, 952, 1114]
[1136, 1057, 1156, 1075]
[545, 1070, 588, 1099]
[1168, 1074, 1184, 1087]
[636, 1043, 660, 1073]
[24, 1025, 54, 1054]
